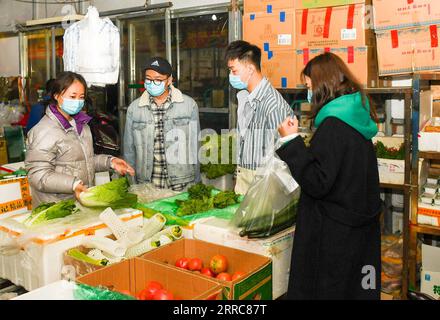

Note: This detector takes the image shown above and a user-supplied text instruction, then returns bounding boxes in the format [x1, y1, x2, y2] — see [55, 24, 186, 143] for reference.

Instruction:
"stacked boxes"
[243, 0, 378, 88]
[373, 0, 440, 75]
[243, 1, 296, 88]
[294, 0, 378, 87]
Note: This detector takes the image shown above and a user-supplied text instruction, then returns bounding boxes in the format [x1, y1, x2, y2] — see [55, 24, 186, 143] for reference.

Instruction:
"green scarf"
[314, 92, 378, 140]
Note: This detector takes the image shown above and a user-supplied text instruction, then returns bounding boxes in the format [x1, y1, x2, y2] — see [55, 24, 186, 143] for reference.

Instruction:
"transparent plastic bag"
[73, 283, 135, 300]
[129, 183, 179, 203]
[232, 155, 300, 239]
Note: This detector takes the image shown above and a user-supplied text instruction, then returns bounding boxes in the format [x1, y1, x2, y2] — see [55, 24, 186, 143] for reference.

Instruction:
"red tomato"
[232, 271, 246, 281]
[143, 281, 163, 300]
[153, 289, 175, 300]
[136, 289, 150, 300]
[216, 272, 232, 282]
[188, 258, 203, 271]
[210, 255, 228, 274]
[175, 257, 191, 270]
[201, 267, 215, 277]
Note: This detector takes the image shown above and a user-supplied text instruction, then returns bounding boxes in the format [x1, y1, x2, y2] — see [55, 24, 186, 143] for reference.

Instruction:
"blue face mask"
[229, 73, 248, 90]
[61, 98, 84, 115]
[145, 81, 166, 97]
[307, 89, 313, 103]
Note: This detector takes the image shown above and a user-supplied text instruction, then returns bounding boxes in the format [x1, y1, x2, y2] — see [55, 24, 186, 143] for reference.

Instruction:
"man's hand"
[278, 116, 299, 137]
[111, 158, 135, 176]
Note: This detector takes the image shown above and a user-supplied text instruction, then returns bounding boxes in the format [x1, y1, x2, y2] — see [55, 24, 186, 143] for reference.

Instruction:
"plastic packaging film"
[82, 235, 127, 257]
[99, 208, 143, 246]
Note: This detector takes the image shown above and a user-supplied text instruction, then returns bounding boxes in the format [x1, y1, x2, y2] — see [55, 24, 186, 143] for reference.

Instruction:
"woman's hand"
[278, 116, 299, 137]
[111, 158, 135, 176]
[74, 182, 88, 201]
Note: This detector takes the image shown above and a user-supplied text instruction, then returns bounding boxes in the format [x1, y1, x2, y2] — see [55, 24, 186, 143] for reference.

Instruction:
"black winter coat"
[276, 117, 382, 300]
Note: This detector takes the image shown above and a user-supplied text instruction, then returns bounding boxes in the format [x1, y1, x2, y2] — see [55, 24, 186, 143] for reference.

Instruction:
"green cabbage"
[25, 199, 78, 226]
[78, 177, 138, 209]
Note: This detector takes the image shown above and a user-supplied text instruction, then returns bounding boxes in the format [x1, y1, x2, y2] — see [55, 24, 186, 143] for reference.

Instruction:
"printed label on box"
[341, 28, 357, 41]
[278, 34, 292, 46]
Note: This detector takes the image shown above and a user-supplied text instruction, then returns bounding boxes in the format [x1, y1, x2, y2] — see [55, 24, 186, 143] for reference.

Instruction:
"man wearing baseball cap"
[123, 57, 200, 191]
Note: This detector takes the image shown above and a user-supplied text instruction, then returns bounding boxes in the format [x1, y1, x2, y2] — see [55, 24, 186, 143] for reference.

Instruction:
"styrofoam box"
[391, 191, 404, 208]
[392, 209, 403, 234]
[0, 208, 143, 292]
[419, 122, 440, 153]
[389, 100, 405, 120]
[421, 244, 440, 299]
[193, 217, 294, 299]
[12, 280, 75, 300]
[201, 174, 234, 191]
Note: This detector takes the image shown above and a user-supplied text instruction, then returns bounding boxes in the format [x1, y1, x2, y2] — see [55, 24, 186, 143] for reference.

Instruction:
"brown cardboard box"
[295, 0, 366, 9]
[141, 239, 273, 300]
[431, 85, 440, 100]
[243, 10, 295, 51]
[373, 0, 440, 31]
[261, 48, 297, 88]
[295, 4, 375, 49]
[296, 46, 379, 87]
[375, 25, 440, 76]
[76, 258, 222, 300]
[244, 0, 295, 14]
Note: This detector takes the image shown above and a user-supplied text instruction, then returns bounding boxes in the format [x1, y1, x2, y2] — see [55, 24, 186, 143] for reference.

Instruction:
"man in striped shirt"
[226, 40, 294, 195]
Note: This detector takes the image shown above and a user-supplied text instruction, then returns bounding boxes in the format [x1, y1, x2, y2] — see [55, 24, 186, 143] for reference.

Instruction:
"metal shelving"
[407, 74, 440, 295]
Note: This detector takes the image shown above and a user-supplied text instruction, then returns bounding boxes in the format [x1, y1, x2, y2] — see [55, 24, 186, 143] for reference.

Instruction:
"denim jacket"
[123, 86, 200, 186]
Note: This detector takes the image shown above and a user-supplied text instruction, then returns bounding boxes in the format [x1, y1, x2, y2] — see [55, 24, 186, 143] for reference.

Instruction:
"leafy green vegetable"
[213, 191, 240, 209]
[175, 184, 240, 216]
[78, 177, 138, 208]
[25, 199, 78, 226]
[374, 141, 405, 160]
[176, 197, 214, 217]
[200, 134, 237, 179]
[187, 183, 214, 200]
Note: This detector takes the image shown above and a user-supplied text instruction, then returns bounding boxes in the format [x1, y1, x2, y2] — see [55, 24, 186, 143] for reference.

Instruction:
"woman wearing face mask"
[277, 53, 381, 299]
[123, 57, 200, 191]
[25, 72, 134, 207]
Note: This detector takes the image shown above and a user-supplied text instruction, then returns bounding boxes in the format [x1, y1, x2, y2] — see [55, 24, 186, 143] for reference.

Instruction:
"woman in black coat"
[277, 53, 382, 300]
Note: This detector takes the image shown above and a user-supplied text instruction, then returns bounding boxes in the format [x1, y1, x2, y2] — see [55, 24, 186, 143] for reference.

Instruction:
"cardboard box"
[296, 46, 378, 87]
[261, 48, 297, 88]
[243, 10, 295, 51]
[0, 177, 32, 219]
[295, 0, 366, 9]
[244, 0, 295, 14]
[193, 217, 294, 299]
[77, 258, 222, 300]
[295, 4, 375, 49]
[421, 244, 440, 299]
[376, 25, 440, 76]
[141, 239, 273, 300]
[373, 0, 440, 31]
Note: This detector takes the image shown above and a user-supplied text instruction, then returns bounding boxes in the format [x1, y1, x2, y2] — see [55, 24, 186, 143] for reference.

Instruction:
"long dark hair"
[301, 52, 377, 122]
[50, 71, 87, 105]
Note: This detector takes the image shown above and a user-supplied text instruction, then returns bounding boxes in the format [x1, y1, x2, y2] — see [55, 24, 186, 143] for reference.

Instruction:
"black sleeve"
[276, 117, 347, 199]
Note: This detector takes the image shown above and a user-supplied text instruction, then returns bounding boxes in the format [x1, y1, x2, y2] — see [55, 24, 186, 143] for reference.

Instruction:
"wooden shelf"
[419, 151, 440, 161]
[380, 183, 410, 190]
[411, 224, 440, 236]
